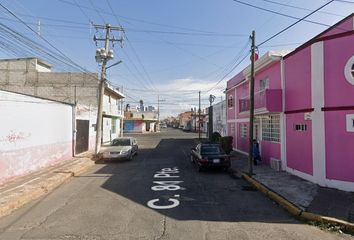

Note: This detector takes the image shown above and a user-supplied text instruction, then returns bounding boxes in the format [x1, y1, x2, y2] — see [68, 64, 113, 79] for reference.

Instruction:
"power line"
[57, 0, 248, 36]
[233, 0, 334, 28]
[0, 3, 88, 73]
[0, 22, 93, 73]
[204, 40, 250, 93]
[88, 0, 106, 23]
[257, 0, 336, 47]
[261, 0, 345, 17]
[335, 0, 354, 3]
[73, 0, 92, 23]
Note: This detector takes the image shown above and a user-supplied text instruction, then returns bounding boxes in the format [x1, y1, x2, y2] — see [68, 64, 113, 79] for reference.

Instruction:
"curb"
[232, 169, 354, 234]
[0, 158, 95, 218]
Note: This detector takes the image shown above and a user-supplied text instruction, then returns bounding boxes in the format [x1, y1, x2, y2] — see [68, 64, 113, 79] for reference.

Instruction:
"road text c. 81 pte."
[147, 167, 184, 210]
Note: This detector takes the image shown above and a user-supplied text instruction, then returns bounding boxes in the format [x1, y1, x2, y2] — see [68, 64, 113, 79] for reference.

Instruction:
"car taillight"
[200, 157, 208, 163]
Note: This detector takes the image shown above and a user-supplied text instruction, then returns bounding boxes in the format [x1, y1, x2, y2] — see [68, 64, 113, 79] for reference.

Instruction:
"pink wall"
[323, 33, 354, 182]
[284, 47, 312, 111]
[228, 123, 236, 148]
[260, 141, 281, 165]
[227, 72, 244, 89]
[236, 82, 249, 118]
[226, 89, 236, 121]
[236, 122, 249, 153]
[0, 141, 72, 185]
[319, 17, 353, 38]
[324, 35, 354, 107]
[254, 62, 281, 91]
[286, 113, 313, 175]
[325, 110, 354, 182]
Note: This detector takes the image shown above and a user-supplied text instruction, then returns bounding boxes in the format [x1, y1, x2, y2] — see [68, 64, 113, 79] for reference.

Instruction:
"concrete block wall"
[0, 62, 100, 107]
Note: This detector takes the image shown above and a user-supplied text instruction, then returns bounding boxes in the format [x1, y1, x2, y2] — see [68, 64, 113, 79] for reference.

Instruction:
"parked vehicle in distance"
[99, 137, 138, 161]
[190, 143, 231, 171]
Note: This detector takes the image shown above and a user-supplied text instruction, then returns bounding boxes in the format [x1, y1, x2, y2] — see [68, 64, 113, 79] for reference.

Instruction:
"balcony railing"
[239, 89, 282, 113]
[103, 103, 123, 117]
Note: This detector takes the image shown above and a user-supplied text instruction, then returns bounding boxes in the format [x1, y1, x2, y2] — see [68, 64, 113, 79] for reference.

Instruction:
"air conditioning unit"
[270, 158, 282, 171]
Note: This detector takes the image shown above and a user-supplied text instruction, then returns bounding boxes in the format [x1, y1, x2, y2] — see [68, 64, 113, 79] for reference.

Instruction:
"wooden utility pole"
[93, 24, 123, 154]
[208, 94, 215, 141]
[198, 91, 201, 140]
[248, 30, 256, 175]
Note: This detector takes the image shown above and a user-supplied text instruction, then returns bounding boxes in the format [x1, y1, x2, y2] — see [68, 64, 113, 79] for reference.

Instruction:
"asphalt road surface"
[0, 128, 352, 240]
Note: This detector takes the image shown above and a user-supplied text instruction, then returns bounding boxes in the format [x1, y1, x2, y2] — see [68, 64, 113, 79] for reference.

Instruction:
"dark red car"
[190, 143, 231, 171]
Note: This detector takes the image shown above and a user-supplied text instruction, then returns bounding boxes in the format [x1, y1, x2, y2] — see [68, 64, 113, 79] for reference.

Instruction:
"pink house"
[226, 14, 354, 192]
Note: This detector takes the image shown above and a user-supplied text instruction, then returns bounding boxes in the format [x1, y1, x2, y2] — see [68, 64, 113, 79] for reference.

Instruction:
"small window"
[228, 95, 233, 108]
[240, 124, 247, 138]
[260, 77, 269, 91]
[294, 124, 307, 132]
[112, 119, 116, 134]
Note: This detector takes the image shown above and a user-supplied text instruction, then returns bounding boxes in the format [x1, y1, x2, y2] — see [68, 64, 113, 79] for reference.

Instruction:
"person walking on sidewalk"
[253, 139, 261, 165]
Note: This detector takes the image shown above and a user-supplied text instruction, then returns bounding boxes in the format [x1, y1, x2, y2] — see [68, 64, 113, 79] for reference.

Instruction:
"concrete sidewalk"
[230, 151, 354, 233]
[0, 152, 95, 218]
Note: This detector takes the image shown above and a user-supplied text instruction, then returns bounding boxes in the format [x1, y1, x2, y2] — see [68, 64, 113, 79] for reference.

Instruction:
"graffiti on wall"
[0, 130, 31, 144]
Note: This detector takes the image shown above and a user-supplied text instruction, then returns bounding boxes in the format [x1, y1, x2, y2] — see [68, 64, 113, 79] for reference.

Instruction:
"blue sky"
[0, 0, 353, 117]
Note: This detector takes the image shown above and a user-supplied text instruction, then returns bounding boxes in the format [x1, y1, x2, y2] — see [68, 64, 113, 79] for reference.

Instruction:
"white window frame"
[260, 77, 269, 91]
[240, 124, 247, 138]
[344, 55, 354, 85]
[228, 95, 233, 108]
[261, 115, 280, 142]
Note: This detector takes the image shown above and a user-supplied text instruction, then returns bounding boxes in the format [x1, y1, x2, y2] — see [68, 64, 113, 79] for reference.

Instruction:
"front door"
[75, 119, 89, 154]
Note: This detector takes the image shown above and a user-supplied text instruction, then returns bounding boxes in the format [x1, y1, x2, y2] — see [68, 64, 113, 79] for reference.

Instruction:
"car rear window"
[201, 146, 222, 154]
[111, 139, 131, 146]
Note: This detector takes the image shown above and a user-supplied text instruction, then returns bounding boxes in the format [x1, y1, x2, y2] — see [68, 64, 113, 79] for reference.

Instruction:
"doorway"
[75, 119, 89, 154]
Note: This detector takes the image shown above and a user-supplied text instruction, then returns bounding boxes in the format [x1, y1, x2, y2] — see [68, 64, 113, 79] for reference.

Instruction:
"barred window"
[111, 119, 117, 134]
[294, 124, 307, 132]
[261, 115, 280, 142]
[240, 124, 247, 138]
[228, 95, 233, 108]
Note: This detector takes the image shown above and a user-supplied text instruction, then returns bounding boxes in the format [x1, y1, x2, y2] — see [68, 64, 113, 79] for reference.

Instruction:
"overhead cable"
[257, 0, 336, 47]
[233, 0, 334, 28]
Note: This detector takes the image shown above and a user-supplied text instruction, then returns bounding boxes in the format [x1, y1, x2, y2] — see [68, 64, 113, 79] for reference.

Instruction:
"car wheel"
[198, 165, 203, 172]
[128, 153, 133, 161]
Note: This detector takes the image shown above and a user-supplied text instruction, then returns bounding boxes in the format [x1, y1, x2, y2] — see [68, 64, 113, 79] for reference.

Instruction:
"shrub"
[211, 132, 221, 143]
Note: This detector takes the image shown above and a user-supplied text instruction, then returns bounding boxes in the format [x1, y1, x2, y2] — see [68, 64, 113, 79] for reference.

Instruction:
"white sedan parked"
[99, 137, 138, 161]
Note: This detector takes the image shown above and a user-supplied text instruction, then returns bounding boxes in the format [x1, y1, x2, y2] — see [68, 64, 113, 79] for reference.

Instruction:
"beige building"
[0, 57, 124, 154]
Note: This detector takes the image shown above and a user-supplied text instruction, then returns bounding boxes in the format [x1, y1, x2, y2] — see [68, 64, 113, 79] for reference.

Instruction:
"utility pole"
[157, 95, 165, 132]
[93, 23, 123, 154]
[208, 94, 215, 141]
[248, 30, 256, 175]
[198, 91, 201, 140]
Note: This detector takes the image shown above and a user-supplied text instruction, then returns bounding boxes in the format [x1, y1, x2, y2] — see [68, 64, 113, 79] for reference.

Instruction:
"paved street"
[0, 129, 351, 240]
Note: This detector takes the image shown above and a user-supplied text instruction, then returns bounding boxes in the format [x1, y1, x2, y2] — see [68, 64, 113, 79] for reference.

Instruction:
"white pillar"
[311, 42, 326, 185]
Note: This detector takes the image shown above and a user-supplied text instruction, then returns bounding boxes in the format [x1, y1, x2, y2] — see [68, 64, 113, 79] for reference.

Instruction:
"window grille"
[261, 115, 280, 142]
